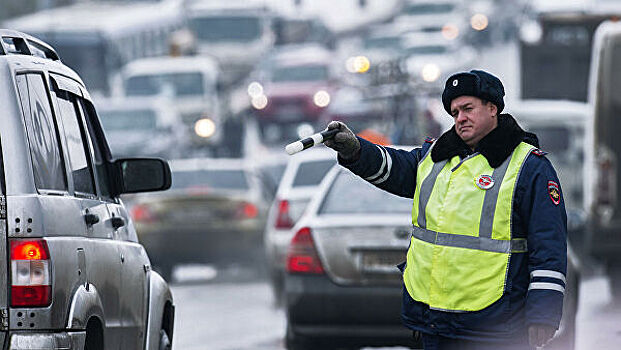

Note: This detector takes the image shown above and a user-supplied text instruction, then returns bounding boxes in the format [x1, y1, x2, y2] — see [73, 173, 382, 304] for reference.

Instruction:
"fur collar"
[430, 114, 539, 168]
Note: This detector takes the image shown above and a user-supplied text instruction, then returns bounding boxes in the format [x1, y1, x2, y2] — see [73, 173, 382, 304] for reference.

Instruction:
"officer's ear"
[486, 101, 498, 118]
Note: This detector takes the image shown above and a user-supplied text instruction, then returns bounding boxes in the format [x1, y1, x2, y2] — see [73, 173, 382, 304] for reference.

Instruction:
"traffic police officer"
[324, 70, 567, 349]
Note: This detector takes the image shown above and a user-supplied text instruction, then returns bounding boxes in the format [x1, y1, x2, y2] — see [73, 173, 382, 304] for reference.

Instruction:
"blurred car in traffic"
[0, 29, 175, 349]
[341, 23, 410, 90]
[96, 96, 188, 159]
[272, 14, 336, 50]
[264, 147, 336, 304]
[284, 162, 418, 349]
[393, 0, 468, 41]
[129, 157, 272, 280]
[184, 0, 274, 87]
[249, 44, 339, 146]
[401, 32, 478, 92]
[318, 86, 392, 140]
[120, 55, 223, 150]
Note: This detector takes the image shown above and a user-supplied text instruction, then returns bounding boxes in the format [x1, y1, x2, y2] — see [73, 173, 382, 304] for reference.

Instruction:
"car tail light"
[131, 204, 155, 223]
[286, 227, 324, 274]
[275, 200, 294, 229]
[236, 202, 258, 219]
[10, 239, 52, 307]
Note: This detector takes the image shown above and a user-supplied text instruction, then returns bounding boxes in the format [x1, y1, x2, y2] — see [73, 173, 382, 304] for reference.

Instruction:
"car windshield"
[319, 171, 413, 214]
[404, 3, 455, 15]
[99, 109, 158, 131]
[292, 159, 335, 187]
[271, 64, 329, 82]
[364, 36, 402, 50]
[172, 169, 249, 190]
[190, 16, 262, 42]
[529, 126, 571, 155]
[406, 45, 448, 55]
[125, 72, 204, 97]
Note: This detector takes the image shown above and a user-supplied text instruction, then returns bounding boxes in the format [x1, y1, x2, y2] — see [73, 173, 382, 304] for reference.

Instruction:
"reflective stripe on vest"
[404, 142, 534, 312]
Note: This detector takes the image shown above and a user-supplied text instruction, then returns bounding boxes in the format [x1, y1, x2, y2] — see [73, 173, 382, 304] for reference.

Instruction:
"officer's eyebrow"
[451, 102, 474, 116]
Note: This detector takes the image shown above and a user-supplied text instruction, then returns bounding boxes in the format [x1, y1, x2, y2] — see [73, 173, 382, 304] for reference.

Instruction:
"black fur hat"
[441, 69, 505, 115]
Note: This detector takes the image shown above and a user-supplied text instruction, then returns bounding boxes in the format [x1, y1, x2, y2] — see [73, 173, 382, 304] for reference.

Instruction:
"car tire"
[159, 329, 171, 350]
[608, 262, 621, 301]
[285, 324, 344, 350]
[269, 270, 284, 307]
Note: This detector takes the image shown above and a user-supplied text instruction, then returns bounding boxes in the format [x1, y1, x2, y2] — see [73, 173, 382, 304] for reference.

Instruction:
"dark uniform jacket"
[339, 114, 567, 341]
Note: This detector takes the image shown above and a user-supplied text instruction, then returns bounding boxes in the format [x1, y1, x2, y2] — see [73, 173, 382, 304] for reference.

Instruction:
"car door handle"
[109, 216, 125, 229]
[84, 213, 100, 226]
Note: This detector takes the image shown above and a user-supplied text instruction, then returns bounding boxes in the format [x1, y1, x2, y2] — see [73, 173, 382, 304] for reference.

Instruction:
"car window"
[189, 16, 262, 42]
[53, 89, 96, 195]
[99, 109, 158, 131]
[319, 171, 413, 214]
[272, 65, 329, 82]
[15, 74, 67, 192]
[125, 72, 204, 97]
[172, 169, 249, 190]
[529, 126, 570, 155]
[291, 159, 335, 187]
[78, 99, 112, 199]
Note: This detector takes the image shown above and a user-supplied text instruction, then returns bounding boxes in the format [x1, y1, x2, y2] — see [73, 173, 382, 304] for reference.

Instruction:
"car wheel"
[159, 329, 171, 350]
[608, 262, 621, 300]
[285, 324, 343, 350]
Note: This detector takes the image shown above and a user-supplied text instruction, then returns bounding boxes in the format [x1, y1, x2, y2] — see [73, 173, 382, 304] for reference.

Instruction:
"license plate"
[360, 250, 406, 274]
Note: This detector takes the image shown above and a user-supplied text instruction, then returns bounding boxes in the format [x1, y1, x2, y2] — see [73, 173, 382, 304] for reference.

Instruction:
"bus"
[518, 1, 621, 101]
[3, 0, 184, 96]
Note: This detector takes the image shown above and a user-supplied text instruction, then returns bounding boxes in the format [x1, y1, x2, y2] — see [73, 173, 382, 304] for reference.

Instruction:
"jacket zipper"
[451, 152, 480, 172]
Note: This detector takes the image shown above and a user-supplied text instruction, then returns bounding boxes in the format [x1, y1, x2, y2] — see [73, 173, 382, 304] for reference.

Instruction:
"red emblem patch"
[476, 175, 495, 190]
[424, 137, 436, 144]
[548, 181, 560, 205]
[531, 149, 548, 157]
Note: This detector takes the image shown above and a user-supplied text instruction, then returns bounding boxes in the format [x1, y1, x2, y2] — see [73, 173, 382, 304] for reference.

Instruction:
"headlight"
[520, 21, 543, 45]
[421, 64, 441, 82]
[471, 14, 489, 31]
[313, 90, 331, 107]
[442, 24, 459, 40]
[251, 94, 268, 110]
[194, 118, 216, 138]
[345, 56, 370, 73]
[247, 81, 263, 98]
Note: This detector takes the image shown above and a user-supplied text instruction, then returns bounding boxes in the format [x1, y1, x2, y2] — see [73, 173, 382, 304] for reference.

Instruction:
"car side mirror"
[114, 158, 172, 194]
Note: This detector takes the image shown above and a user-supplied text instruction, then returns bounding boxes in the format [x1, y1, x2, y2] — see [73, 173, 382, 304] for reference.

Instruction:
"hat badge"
[476, 175, 494, 190]
[453, 79, 458, 86]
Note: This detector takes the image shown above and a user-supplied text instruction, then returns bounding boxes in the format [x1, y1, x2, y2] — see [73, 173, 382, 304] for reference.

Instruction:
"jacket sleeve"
[517, 153, 568, 329]
[337, 136, 429, 198]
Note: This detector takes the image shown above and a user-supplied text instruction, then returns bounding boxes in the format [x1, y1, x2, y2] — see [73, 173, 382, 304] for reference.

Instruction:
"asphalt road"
[168, 264, 621, 350]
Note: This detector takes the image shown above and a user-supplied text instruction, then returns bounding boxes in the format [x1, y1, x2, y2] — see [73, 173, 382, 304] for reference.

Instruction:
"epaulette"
[531, 148, 548, 157]
[424, 137, 436, 144]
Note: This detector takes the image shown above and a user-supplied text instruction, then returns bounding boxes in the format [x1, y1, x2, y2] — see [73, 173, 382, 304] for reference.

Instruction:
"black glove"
[528, 324, 556, 348]
[323, 121, 360, 160]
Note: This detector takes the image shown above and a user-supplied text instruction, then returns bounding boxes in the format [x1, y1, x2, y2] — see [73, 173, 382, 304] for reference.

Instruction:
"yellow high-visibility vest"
[403, 142, 534, 312]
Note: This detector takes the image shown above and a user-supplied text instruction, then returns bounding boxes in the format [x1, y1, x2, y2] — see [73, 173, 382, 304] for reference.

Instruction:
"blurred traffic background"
[2, 0, 621, 349]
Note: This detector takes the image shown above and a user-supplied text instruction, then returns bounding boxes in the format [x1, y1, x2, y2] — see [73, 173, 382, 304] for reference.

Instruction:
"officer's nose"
[455, 111, 468, 123]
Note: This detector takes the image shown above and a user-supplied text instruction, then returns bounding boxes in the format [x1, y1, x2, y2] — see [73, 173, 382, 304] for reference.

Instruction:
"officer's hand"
[323, 121, 360, 160]
[528, 324, 556, 348]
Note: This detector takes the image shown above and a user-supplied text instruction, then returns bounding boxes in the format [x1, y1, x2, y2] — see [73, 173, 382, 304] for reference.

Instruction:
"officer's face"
[450, 96, 498, 149]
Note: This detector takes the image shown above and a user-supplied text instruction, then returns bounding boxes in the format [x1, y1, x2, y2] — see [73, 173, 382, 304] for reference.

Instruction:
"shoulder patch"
[548, 180, 561, 205]
[424, 137, 436, 144]
[531, 148, 548, 157]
